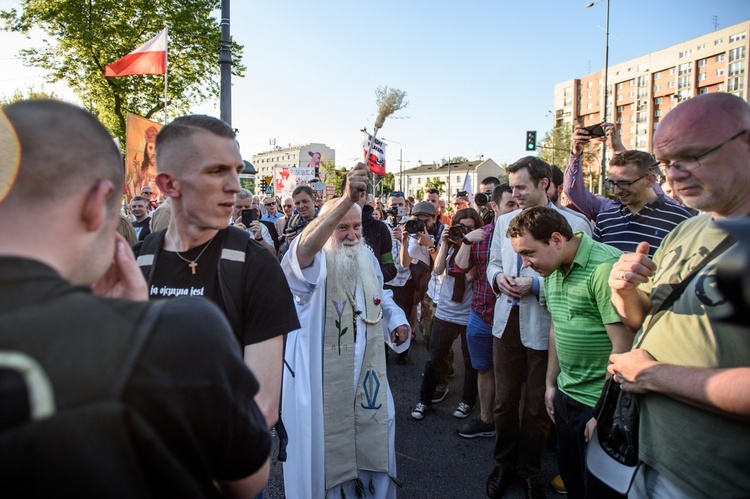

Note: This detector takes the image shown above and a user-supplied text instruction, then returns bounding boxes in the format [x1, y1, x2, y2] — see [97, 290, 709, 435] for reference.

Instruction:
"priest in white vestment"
[281, 163, 410, 499]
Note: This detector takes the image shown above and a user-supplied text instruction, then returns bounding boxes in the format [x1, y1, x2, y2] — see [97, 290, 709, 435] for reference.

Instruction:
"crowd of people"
[1, 91, 748, 499]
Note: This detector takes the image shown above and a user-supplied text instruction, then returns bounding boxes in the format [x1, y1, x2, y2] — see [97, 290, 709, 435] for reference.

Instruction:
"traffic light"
[259, 178, 267, 191]
[525, 131, 537, 151]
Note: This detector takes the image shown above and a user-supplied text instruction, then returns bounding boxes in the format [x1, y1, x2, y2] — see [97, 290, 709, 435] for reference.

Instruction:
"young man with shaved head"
[136, 115, 300, 430]
[0, 100, 270, 496]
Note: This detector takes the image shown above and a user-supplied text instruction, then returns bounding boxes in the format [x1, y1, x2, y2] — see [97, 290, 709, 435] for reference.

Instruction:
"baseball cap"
[411, 201, 436, 217]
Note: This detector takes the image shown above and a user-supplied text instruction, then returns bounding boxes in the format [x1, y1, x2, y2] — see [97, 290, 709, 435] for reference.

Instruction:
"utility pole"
[219, 0, 232, 125]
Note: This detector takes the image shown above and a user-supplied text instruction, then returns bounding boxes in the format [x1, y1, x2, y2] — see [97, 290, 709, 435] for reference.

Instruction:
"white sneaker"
[411, 402, 428, 420]
[453, 402, 473, 419]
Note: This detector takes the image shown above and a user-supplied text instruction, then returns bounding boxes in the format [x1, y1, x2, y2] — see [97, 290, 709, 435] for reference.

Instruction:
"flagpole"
[163, 27, 169, 124]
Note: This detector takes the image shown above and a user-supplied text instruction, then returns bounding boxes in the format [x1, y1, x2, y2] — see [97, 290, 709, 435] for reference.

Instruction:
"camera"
[448, 224, 472, 240]
[405, 219, 426, 234]
[383, 206, 406, 218]
[583, 122, 606, 137]
[475, 190, 493, 207]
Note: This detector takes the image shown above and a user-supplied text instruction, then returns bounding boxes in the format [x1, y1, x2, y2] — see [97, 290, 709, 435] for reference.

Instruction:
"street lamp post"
[219, 0, 232, 125]
[586, 0, 610, 195]
[381, 137, 403, 193]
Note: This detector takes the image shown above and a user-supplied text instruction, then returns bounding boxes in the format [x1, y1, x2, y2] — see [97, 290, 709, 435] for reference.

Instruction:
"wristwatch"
[428, 245, 437, 254]
[462, 237, 473, 246]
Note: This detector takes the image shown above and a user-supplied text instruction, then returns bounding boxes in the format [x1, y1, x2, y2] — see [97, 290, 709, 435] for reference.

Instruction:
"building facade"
[554, 20, 749, 152]
[400, 158, 507, 201]
[251, 142, 335, 195]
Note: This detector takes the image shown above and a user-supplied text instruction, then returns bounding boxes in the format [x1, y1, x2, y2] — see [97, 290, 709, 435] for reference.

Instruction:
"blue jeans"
[553, 390, 625, 499]
[419, 316, 478, 406]
[466, 311, 494, 371]
[629, 464, 692, 499]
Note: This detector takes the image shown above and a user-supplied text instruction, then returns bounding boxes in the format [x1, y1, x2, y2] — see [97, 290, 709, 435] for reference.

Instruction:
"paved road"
[264, 334, 560, 498]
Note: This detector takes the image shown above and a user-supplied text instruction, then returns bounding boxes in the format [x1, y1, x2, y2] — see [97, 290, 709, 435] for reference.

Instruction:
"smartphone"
[583, 123, 606, 137]
[241, 208, 259, 226]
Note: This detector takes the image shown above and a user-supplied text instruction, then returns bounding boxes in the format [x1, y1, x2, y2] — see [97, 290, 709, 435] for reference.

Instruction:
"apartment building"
[400, 158, 507, 200]
[554, 20, 749, 152]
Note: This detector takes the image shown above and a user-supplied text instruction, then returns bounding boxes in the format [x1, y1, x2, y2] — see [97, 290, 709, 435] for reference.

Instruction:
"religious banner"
[361, 131, 387, 177]
[125, 113, 162, 201]
[274, 165, 316, 197]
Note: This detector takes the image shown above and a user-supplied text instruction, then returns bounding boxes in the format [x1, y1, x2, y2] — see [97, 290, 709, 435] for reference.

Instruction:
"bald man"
[0, 100, 270, 496]
[607, 93, 750, 498]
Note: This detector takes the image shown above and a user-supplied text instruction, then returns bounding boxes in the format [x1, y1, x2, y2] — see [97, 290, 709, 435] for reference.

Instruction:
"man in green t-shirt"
[608, 92, 750, 498]
[507, 207, 633, 499]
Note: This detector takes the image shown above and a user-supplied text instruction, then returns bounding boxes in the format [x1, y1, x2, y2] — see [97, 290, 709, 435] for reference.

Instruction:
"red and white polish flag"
[105, 29, 167, 77]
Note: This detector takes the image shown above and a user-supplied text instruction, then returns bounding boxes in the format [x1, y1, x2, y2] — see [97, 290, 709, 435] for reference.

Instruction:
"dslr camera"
[405, 219, 426, 234]
[383, 206, 406, 218]
[448, 224, 472, 240]
[475, 190, 493, 207]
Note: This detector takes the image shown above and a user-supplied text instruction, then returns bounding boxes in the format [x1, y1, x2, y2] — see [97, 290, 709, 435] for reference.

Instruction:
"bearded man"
[281, 163, 410, 498]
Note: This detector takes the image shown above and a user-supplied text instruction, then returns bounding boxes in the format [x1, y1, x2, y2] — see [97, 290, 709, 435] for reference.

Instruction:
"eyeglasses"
[141, 191, 153, 195]
[264, 202, 276, 206]
[604, 173, 649, 191]
[283, 204, 293, 208]
[389, 191, 404, 197]
[656, 130, 747, 173]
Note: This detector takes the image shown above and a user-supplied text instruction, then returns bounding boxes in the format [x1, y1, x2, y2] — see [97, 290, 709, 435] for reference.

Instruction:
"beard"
[323, 237, 365, 293]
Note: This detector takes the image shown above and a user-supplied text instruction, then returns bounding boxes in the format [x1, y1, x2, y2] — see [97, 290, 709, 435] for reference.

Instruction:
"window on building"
[729, 32, 747, 43]
[668, 81, 675, 88]
[655, 97, 662, 104]
[697, 43, 706, 51]
[729, 46, 746, 62]
[699, 87, 709, 95]
[717, 68, 725, 76]
[718, 83, 724, 91]
[669, 68, 676, 75]
[587, 102, 593, 109]
[698, 72, 707, 81]
[698, 59, 707, 67]
[617, 105, 624, 112]
[728, 77, 745, 92]
[654, 109, 662, 117]
[629, 90, 636, 98]
[654, 72, 661, 80]
[715, 38, 724, 45]
[616, 83, 623, 90]
[629, 79, 635, 86]
[717, 54, 725, 62]
[637, 63, 649, 72]
[729, 62, 745, 76]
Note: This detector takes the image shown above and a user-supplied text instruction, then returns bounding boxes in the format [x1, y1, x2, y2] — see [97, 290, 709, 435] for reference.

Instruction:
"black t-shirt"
[132, 217, 151, 241]
[0, 258, 270, 496]
[148, 228, 300, 346]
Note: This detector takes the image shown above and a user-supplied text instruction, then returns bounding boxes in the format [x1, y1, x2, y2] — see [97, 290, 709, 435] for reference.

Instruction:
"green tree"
[0, 85, 59, 106]
[538, 122, 573, 168]
[320, 161, 348, 196]
[424, 177, 446, 196]
[1, 1, 245, 144]
[382, 172, 395, 194]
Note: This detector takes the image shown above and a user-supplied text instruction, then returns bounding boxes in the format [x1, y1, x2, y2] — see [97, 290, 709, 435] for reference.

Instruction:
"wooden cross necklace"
[174, 233, 217, 275]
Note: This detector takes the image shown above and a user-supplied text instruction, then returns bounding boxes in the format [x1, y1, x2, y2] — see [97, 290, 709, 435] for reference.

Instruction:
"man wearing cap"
[399, 200, 443, 364]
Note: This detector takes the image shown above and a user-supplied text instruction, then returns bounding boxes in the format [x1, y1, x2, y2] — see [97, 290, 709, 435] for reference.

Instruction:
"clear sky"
[0, 0, 747, 176]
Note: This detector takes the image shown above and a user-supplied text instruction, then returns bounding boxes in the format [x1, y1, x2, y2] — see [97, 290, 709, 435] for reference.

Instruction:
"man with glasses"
[140, 186, 158, 213]
[606, 93, 750, 498]
[260, 196, 283, 223]
[276, 195, 294, 243]
[564, 125, 692, 257]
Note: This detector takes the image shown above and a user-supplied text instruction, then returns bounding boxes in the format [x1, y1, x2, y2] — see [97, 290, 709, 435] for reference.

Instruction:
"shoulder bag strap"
[636, 234, 734, 348]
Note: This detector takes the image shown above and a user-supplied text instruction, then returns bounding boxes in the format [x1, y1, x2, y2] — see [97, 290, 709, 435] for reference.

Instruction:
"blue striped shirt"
[593, 194, 692, 256]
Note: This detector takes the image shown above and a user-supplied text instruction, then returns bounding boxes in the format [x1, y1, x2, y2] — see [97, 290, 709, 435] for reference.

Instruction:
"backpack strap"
[112, 300, 168, 398]
[217, 226, 252, 348]
[135, 229, 168, 285]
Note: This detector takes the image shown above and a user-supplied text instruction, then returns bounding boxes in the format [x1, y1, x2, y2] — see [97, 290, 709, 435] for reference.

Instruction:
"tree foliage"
[538, 122, 573, 169]
[0, 85, 59, 106]
[1, 0, 245, 144]
[424, 177, 446, 196]
[320, 161, 348, 196]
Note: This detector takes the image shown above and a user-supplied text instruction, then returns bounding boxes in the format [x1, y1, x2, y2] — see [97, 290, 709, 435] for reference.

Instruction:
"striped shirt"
[543, 233, 622, 407]
[593, 194, 692, 257]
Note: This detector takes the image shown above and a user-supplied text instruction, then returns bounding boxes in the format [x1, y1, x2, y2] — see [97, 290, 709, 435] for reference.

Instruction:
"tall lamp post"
[381, 137, 403, 193]
[219, 0, 232, 125]
[586, 0, 610, 195]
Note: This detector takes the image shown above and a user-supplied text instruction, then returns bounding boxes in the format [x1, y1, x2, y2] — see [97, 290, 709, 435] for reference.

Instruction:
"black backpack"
[0, 298, 206, 498]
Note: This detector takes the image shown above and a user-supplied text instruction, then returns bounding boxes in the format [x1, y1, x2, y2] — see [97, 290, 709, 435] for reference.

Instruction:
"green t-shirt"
[637, 214, 750, 499]
[543, 233, 622, 407]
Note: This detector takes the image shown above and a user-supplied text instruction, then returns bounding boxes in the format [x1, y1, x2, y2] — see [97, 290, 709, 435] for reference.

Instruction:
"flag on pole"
[361, 130, 387, 177]
[461, 169, 474, 205]
[105, 29, 167, 77]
